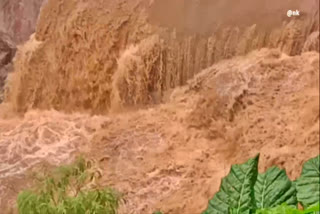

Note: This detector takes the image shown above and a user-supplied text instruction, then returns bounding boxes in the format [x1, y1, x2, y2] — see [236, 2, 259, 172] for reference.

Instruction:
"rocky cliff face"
[0, 31, 15, 102]
[0, 0, 45, 103]
[5, 0, 320, 114]
[0, 0, 45, 44]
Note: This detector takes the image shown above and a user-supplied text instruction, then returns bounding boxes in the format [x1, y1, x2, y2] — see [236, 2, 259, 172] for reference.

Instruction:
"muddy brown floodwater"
[0, 0, 319, 213]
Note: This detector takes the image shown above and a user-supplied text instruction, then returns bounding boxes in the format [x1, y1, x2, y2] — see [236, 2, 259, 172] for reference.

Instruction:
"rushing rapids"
[0, 0, 319, 213]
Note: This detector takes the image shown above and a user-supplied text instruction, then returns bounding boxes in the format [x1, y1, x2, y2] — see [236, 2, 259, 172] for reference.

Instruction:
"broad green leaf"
[202, 154, 259, 214]
[296, 155, 320, 209]
[255, 167, 297, 209]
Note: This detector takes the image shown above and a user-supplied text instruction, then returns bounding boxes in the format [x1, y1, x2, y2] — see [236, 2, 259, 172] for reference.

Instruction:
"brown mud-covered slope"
[0, 0, 319, 213]
[4, 0, 319, 114]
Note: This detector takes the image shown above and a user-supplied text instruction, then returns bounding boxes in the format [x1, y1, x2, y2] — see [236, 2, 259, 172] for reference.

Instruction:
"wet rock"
[0, 31, 15, 103]
[0, 0, 45, 44]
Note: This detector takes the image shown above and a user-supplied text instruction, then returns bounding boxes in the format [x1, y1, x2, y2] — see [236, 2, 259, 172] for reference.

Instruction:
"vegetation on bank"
[17, 157, 120, 214]
[154, 155, 319, 214]
[16, 154, 319, 214]
[202, 154, 320, 214]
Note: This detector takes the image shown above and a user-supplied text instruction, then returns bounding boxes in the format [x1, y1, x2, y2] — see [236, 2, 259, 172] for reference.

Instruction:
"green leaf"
[202, 154, 259, 214]
[296, 155, 320, 209]
[256, 203, 320, 214]
[303, 203, 320, 214]
[255, 203, 304, 214]
[255, 167, 297, 209]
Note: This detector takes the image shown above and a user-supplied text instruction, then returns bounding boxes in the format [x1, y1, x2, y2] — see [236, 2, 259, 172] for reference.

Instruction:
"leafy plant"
[296, 155, 320, 209]
[256, 203, 319, 214]
[203, 155, 259, 214]
[203, 154, 320, 214]
[17, 157, 120, 214]
[254, 166, 297, 209]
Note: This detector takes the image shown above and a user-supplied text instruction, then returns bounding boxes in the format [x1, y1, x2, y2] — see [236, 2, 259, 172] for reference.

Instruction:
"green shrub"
[203, 154, 320, 214]
[17, 157, 120, 214]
